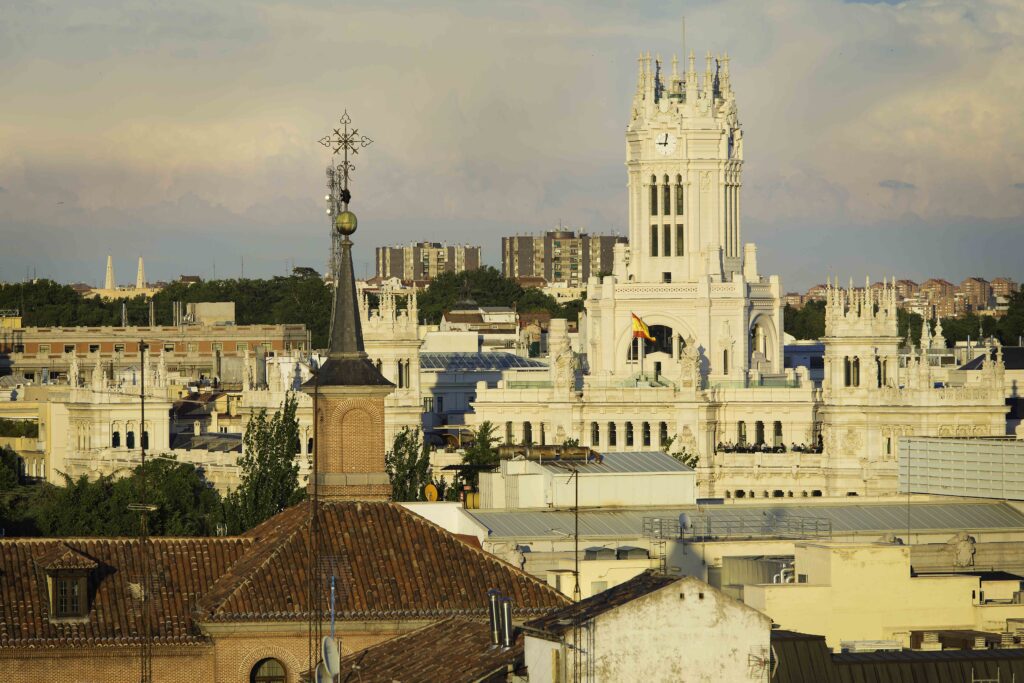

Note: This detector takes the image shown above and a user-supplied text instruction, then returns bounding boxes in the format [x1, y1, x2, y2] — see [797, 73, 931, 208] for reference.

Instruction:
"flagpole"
[639, 333, 645, 380]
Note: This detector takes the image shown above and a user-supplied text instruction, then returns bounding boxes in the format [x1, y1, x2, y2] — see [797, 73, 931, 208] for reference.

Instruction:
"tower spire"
[104, 255, 115, 290]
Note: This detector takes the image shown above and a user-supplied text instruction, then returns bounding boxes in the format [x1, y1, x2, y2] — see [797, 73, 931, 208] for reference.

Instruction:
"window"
[142, 431, 149, 450]
[675, 175, 684, 214]
[55, 576, 86, 618]
[659, 422, 668, 446]
[88, 344, 100, 353]
[737, 421, 747, 445]
[251, 658, 286, 683]
[650, 225, 658, 257]
[436, 397, 443, 413]
[642, 422, 651, 447]
[773, 421, 783, 447]
[852, 357, 860, 387]
[113, 343, 125, 353]
[126, 431, 135, 449]
[675, 224, 685, 256]
[13, 343, 24, 353]
[236, 343, 248, 352]
[64, 344, 75, 354]
[39, 344, 50, 354]
[626, 422, 634, 447]
[111, 431, 120, 448]
[187, 342, 198, 353]
[650, 176, 658, 215]
[755, 421, 765, 445]
[662, 176, 670, 216]
[608, 422, 617, 447]
[843, 356, 851, 387]
[663, 224, 671, 256]
[423, 397, 434, 413]
[591, 421, 600, 446]
[522, 422, 533, 445]
[212, 342, 223, 353]
[723, 349, 729, 375]
[662, 272, 672, 283]
[164, 343, 175, 353]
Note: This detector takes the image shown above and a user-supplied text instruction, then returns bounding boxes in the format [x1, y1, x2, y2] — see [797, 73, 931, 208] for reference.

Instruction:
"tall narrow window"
[755, 421, 765, 445]
[675, 175, 684, 214]
[676, 225, 684, 256]
[659, 422, 668, 446]
[774, 421, 783, 447]
[523, 422, 533, 445]
[626, 422, 634, 447]
[737, 421, 747, 445]
[663, 225, 671, 256]
[650, 176, 658, 216]
[852, 357, 861, 387]
[650, 225, 659, 257]
[843, 357, 851, 387]
[723, 349, 729, 375]
[126, 431, 135, 449]
[662, 175, 670, 216]
[591, 422, 600, 446]
[608, 422, 617, 447]
[642, 422, 651, 447]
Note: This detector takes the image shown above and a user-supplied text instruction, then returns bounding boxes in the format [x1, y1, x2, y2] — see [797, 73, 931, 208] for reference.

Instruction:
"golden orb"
[334, 211, 358, 236]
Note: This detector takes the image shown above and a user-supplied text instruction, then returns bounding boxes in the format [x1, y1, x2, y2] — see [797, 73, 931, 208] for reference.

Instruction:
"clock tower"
[623, 50, 743, 285]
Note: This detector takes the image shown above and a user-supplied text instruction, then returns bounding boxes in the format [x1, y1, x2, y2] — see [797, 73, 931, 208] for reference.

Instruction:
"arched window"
[755, 421, 765, 445]
[675, 174, 684, 214]
[737, 421, 747, 446]
[111, 431, 121, 448]
[625, 422, 634, 447]
[773, 421, 783, 447]
[662, 175, 671, 218]
[658, 422, 668, 446]
[608, 422, 617, 447]
[628, 325, 674, 360]
[251, 658, 286, 683]
[126, 431, 135, 449]
[307, 437, 314, 454]
[843, 356, 851, 387]
[650, 175, 658, 216]
[590, 421, 600, 447]
[642, 422, 651, 447]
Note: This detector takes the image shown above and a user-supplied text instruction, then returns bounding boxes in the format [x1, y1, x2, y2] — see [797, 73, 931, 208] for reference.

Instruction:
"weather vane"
[320, 110, 372, 211]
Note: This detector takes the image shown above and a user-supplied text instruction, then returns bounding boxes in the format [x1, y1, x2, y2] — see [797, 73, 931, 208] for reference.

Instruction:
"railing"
[643, 514, 832, 541]
[504, 380, 554, 389]
[705, 377, 801, 389]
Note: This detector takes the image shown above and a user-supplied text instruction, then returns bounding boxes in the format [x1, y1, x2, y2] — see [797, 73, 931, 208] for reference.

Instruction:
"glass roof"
[419, 352, 548, 372]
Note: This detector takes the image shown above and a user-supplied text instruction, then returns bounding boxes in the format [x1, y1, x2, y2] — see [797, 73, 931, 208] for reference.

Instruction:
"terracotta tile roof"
[524, 570, 678, 637]
[0, 502, 565, 649]
[337, 617, 521, 683]
[0, 537, 251, 648]
[196, 500, 567, 622]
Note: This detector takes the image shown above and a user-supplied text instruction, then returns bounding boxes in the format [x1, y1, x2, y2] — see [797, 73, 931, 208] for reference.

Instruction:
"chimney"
[499, 597, 514, 649]
[487, 589, 501, 646]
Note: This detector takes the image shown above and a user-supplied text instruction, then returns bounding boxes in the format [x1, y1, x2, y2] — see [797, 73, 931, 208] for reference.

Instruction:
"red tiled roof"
[0, 502, 565, 649]
[196, 501, 567, 622]
[337, 616, 521, 683]
[0, 538, 250, 647]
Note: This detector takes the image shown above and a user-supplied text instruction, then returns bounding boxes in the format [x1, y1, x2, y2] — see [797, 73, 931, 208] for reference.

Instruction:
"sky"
[1, 0, 1022, 292]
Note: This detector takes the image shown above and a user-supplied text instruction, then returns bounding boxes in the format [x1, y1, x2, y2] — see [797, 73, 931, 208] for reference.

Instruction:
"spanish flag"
[631, 313, 655, 342]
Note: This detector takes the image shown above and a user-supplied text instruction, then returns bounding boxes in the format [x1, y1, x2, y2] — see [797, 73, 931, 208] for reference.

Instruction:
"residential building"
[992, 277, 1019, 299]
[523, 571, 772, 683]
[501, 229, 626, 286]
[894, 279, 919, 300]
[375, 241, 481, 281]
[784, 292, 804, 308]
[742, 541, 1024, 650]
[960, 277, 993, 312]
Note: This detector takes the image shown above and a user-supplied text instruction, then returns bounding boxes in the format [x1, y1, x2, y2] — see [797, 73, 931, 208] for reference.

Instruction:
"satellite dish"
[322, 635, 341, 677]
[679, 513, 692, 531]
[424, 483, 439, 502]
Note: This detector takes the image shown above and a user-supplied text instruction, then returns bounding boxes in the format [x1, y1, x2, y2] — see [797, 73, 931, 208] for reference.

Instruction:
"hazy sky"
[1, 0, 1022, 292]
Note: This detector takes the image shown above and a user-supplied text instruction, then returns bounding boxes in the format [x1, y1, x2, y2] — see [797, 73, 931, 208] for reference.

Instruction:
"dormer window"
[55, 574, 87, 618]
[38, 543, 98, 623]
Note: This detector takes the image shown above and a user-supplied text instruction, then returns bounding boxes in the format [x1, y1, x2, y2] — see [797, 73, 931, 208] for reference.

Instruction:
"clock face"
[655, 132, 677, 156]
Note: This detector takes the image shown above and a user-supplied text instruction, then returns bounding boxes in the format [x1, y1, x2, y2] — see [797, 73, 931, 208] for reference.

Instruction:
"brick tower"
[302, 212, 394, 501]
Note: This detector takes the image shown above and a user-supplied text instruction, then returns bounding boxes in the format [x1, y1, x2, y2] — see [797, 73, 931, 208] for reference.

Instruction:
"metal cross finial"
[319, 109, 372, 208]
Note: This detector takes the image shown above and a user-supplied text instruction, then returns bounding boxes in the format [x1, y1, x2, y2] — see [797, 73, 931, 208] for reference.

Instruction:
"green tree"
[662, 434, 699, 468]
[0, 446, 20, 491]
[783, 301, 825, 340]
[996, 290, 1024, 345]
[225, 394, 303, 533]
[385, 427, 432, 502]
[459, 421, 500, 489]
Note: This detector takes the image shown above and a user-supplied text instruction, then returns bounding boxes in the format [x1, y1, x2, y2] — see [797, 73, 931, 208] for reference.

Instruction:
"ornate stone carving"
[946, 532, 976, 568]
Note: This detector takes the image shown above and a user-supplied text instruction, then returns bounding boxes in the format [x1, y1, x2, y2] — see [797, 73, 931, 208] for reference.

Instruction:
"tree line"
[784, 290, 1024, 347]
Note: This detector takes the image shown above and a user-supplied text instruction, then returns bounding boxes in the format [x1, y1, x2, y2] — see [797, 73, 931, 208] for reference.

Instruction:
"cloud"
[879, 179, 916, 190]
[0, 0, 1022, 289]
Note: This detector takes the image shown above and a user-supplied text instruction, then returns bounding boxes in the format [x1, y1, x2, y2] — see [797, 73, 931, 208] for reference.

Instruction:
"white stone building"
[463, 45, 1009, 499]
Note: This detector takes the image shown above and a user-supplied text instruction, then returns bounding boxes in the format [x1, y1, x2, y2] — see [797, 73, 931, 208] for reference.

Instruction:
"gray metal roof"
[468, 502, 1024, 540]
[539, 451, 692, 475]
[419, 352, 548, 371]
